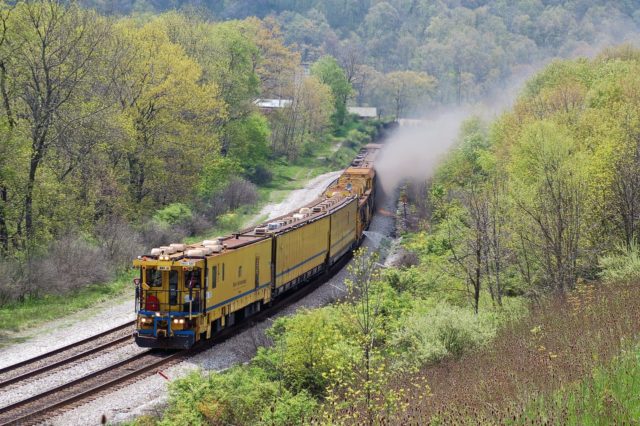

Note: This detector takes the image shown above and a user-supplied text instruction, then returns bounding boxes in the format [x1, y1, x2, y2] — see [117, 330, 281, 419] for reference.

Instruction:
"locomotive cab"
[133, 258, 207, 349]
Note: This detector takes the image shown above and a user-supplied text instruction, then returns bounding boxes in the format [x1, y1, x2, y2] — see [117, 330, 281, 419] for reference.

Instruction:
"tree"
[5, 1, 109, 244]
[447, 185, 490, 314]
[328, 248, 392, 425]
[269, 75, 333, 159]
[510, 121, 584, 293]
[373, 71, 435, 120]
[311, 55, 352, 126]
[109, 19, 226, 207]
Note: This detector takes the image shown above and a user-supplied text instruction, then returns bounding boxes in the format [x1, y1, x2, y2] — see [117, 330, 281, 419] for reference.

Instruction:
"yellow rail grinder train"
[132, 144, 381, 349]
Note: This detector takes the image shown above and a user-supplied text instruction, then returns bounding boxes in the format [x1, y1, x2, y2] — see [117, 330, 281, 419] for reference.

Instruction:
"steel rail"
[0, 320, 135, 376]
[0, 334, 133, 389]
[0, 350, 182, 426]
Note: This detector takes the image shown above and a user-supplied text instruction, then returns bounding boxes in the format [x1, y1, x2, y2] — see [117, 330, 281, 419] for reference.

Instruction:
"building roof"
[348, 106, 377, 118]
[254, 99, 292, 109]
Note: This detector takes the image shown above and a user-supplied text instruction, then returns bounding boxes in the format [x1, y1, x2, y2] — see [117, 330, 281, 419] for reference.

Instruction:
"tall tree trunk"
[0, 185, 7, 253]
[25, 133, 47, 242]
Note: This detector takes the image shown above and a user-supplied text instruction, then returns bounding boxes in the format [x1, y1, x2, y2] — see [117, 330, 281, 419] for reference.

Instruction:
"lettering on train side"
[233, 279, 247, 287]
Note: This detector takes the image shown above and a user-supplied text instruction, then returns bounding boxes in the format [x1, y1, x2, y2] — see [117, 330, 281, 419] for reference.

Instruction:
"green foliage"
[160, 367, 316, 426]
[255, 307, 351, 396]
[515, 344, 640, 424]
[390, 299, 525, 368]
[311, 56, 353, 126]
[197, 157, 243, 198]
[599, 243, 640, 283]
[152, 203, 192, 226]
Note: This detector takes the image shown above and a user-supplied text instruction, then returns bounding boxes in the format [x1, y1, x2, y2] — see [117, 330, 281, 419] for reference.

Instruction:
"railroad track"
[0, 253, 354, 425]
[0, 348, 182, 426]
[0, 321, 135, 390]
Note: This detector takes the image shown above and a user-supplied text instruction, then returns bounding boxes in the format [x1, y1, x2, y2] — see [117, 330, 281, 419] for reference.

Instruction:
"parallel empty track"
[0, 321, 135, 390]
[0, 349, 182, 425]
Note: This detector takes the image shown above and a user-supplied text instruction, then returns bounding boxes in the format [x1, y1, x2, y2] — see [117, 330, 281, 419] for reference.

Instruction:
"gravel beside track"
[0, 323, 133, 389]
[0, 293, 136, 369]
[49, 191, 398, 425]
[0, 349, 179, 426]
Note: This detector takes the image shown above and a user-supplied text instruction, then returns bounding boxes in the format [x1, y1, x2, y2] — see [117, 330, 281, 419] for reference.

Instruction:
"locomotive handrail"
[137, 288, 204, 315]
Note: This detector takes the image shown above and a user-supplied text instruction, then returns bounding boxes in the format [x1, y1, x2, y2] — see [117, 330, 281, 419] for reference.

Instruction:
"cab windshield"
[146, 269, 162, 287]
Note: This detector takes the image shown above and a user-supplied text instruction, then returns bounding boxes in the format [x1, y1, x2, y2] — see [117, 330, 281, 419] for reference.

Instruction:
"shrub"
[260, 390, 317, 426]
[161, 367, 315, 426]
[139, 220, 187, 250]
[153, 203, 192, 226]
[248, 164, 273, 185]
[32, 234, 114, 296]
[254, 307, 352, 396]
[219, 177, 258, 211]
[390, 302, 498, 368]
[0, 259, 22, 305]
[599, 243, 640, 283]
[95, 218, 143, 271]
[179, 213, 212, 237]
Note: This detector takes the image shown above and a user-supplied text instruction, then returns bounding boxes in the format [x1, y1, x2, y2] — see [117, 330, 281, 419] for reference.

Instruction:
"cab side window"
[185, 270, 201, 288]
[146, 269, 162, 287]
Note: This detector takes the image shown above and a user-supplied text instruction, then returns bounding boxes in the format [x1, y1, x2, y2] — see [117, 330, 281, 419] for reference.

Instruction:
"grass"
[376, 281, 640, 424]
[514, 344, 640, 424]
[0, 272, 134, 343]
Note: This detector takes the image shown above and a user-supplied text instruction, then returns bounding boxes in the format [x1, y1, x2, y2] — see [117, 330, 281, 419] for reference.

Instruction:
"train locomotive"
[132, 144, 381, 349]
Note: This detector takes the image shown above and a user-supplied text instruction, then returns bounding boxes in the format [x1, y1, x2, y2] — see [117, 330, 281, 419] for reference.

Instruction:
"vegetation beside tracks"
[132, 47, 640, 425]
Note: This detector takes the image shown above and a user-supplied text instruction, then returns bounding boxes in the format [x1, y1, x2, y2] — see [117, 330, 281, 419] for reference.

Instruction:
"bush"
[95, 218, 143, 271]
[33, 234, 114, 296]
[599, 243, 640, 283]
[200, 176, 259, 220]
[345, 128, 371, 149]
[139, 220, 187, 251]
[219, 177, 258, 211]
[390, 302, 499, 368]
[161, 367, 315, 426]
[248, 164, 273, 185]
[261, 390, 317, 425]
[254, 307, 351, 396]
[153, 203, 192, 226]
[0, 259, 22, 305]
[179, 213, 212, 237]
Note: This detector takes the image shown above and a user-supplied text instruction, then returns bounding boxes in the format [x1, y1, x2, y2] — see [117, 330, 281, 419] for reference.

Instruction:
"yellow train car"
[133, 235, 273, 349]
[273, 215, 330, 295]
[329, 197, 357, 265]
[132, 144, 381, 349]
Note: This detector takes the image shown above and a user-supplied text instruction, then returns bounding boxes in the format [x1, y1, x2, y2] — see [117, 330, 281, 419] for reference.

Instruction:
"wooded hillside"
[81, 0, 640, 109]
[0, 1, 369, 304]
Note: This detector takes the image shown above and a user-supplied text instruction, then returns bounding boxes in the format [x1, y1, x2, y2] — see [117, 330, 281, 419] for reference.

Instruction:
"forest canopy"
[80, 0, 640, 108]
[0, 0, 363, 304]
